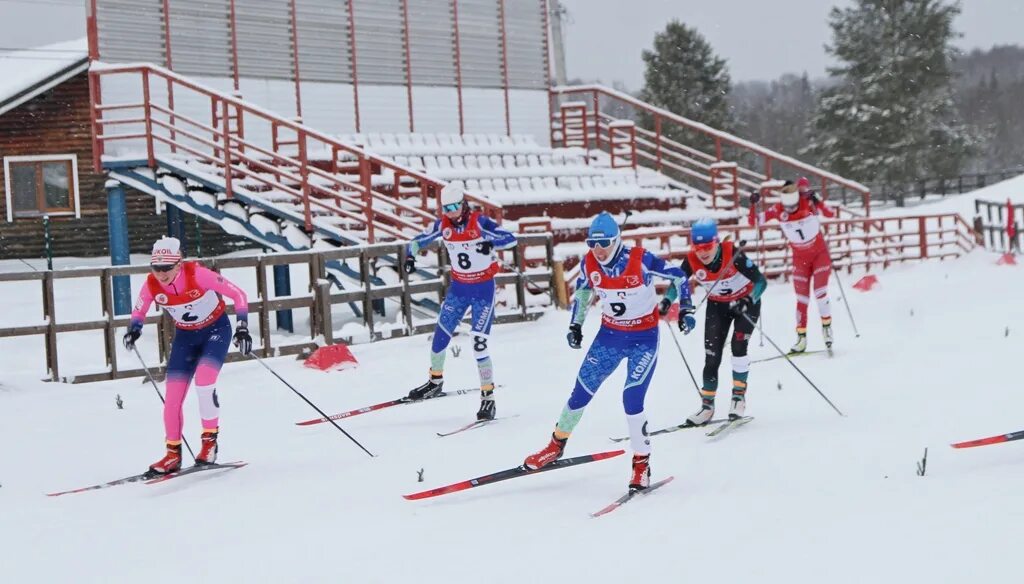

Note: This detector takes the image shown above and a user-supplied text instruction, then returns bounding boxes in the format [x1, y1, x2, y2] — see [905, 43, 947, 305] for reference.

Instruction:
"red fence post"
[654, 115, 662, 171]
[298, 129, 312, 231]
[221, 99, 234, 199]
[709, 165, 719, 210]
[591, 90, 600, 152]
[88, 70, 102, 173]
[918, 216, 928, 259]
[142, 69, 155, 168]
[360, 156, 375, 243]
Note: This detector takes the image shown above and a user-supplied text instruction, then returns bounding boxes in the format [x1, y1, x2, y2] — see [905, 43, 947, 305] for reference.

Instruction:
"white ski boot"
[822, 323, 834, 349]
[686, 399, 715, 426]
[729, 396, 746, 420]
[790, 333, 807, 354]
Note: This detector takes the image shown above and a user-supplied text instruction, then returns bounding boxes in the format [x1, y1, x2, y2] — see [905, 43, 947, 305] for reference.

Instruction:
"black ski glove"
[658, 297, 672, 317]
[678, 306, 696, 334]
[404, 254, 416, 275]
[477, 241, 494, 255]
[122, 326, 141, 350]
[233, 323, 253, 355]
[566, 323, 583, 349]
[749, 191, 761, 205]
[729, 296, 754, 317]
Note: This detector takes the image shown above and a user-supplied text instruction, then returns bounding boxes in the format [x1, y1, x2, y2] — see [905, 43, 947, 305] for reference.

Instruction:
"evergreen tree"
[805, 0, 972, 187]
[639, 20, 733, 147]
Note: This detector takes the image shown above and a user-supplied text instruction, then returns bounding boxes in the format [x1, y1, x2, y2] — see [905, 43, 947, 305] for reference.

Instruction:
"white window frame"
[4, 154, 81, 222]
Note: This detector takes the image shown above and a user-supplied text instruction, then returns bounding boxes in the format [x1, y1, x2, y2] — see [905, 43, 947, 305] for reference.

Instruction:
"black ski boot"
[476, 390, 496, 421]
[408, 375, 443, 400]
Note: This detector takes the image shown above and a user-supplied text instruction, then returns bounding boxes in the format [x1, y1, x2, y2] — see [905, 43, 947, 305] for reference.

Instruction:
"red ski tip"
[951, 436, 1008, 449]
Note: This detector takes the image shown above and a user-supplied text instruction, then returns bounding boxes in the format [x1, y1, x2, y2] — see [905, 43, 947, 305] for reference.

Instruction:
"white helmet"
[150, 236, 182, 266]
[780, 184, 800, 208]
[440, 183, 465, 209]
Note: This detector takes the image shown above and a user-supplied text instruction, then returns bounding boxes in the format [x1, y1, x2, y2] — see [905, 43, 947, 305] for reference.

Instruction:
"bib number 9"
[610, 302, 627, 317]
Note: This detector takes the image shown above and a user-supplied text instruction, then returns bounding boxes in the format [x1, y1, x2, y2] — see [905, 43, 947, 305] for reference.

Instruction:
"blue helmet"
[691, 218, 718, 244]
[587, 211, 620, 240]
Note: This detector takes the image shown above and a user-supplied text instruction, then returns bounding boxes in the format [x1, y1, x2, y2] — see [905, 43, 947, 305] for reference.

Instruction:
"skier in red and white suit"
[748, 178, 835, 353]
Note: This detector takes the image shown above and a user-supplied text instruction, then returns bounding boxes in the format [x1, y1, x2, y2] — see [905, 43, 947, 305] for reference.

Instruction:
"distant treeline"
[730, 44, 1024, 177]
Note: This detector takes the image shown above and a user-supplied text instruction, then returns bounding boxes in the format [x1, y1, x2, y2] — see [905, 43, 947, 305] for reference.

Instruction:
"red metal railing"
[549, 85, 872, 214]
[89, 62, 502, 243]
[617, 213, 976, 279]
[560, 212, 976, 301]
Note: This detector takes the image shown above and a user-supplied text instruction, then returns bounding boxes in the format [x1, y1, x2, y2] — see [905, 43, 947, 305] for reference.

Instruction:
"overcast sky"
[559, 0, 1024, 87]
[0, 0, 1020, 87]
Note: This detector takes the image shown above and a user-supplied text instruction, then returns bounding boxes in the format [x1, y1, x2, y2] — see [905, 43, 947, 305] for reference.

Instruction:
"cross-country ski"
[751, 350, 828, 364]
[436, 415, 519, 437]
[295, 388, 483, 426]
[143, 461, 248, 484]
[590, 476, 675, 518]
[46, 472, 153, 498]
[706, 416, 754, 438]
[403, 450, 624, 500]
[609, 418, 731, 442]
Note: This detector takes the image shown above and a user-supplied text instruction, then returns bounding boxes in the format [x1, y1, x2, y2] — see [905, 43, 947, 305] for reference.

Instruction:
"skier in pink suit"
[122, 237, 252, 475]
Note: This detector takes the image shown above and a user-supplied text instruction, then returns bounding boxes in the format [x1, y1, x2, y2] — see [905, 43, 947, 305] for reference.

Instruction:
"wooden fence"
[0, 234, 555, 383]
[974, 199, 1023, 252]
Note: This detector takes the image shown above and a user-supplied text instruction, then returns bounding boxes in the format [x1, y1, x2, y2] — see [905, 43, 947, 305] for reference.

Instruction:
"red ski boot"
[148, 442, 182, 475]
[629, 454, 650, 491]
[523, 433, 567, 470]
[196, 430, 219, 465]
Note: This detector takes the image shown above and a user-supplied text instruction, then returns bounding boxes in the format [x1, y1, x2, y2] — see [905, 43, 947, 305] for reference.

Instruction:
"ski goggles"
[586, 237, 616, 249]
[150, 262, 179, 273]
[441, 202, 463, 213]
[692, 240, 718, 253]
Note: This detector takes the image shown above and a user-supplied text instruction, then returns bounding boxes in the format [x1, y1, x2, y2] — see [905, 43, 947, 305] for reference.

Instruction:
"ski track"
[1, 252, 1023, 583]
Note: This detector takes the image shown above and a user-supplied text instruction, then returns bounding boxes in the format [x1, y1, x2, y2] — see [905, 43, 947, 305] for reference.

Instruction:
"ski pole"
[739, 312, 844, 417]
[753, 201, 765, 348]
[823, 230, 860, 339]
[132, 346, 197, 461]
[831, 267, 861, 338]
[660, 319, 701, 396]
[250, 353, 375, 458]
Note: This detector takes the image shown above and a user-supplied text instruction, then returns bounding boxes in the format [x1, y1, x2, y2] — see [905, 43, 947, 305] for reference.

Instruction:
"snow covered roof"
[0, 38, 89, 117]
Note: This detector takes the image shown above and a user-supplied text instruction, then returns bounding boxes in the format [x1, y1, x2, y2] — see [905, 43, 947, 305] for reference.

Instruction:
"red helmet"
[796, 177, 811, 192]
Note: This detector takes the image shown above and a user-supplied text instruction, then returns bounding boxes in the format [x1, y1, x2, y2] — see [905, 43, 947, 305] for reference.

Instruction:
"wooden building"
[0, 40, 247, 261]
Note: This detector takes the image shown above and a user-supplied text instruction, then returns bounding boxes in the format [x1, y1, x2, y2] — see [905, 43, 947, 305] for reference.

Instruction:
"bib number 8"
[457, 253, 471, 270]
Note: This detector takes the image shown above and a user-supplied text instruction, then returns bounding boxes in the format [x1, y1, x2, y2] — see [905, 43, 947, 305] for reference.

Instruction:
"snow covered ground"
[1, 247, 1022, 583]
